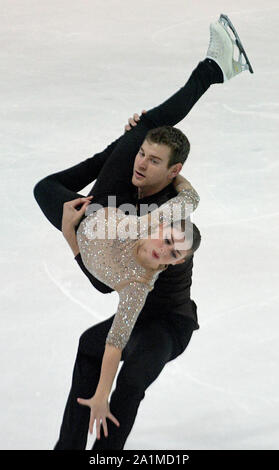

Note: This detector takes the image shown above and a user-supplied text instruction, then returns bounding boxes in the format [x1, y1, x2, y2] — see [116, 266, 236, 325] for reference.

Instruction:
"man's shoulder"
[164, 254, 194, 276]
[154, 184, 177, 205]
[155, 255, 194, 286]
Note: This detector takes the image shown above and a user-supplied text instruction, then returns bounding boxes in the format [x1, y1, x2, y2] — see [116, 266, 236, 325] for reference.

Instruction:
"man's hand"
[61, 196, 93, 234]
[77, 394, 120, 439]
[124, 110, 147, 132]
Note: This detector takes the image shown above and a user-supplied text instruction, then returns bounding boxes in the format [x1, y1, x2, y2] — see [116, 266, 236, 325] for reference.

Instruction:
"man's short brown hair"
[146, 125, 190, 168]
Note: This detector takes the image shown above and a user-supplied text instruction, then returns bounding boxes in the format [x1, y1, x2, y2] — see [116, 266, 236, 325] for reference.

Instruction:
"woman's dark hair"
[145, 126, 190, 167]
[170, 217, 201, 258]
[143, 215, 201, 274]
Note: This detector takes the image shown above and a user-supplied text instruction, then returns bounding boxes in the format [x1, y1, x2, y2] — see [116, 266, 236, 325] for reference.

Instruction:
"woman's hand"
[77, 394, 120, 439]
[62, 196, 93, 233]
[124, 110, 147, 132]
[173, 174, 193, 193]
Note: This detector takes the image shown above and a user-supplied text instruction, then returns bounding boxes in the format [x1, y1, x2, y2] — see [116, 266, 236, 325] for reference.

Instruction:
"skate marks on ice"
[199, 293, 279, 329]
[177, 308, 279, 432]
[42, 259, 108, 322]
[223, 103, 279, 120]
[182, 369, 275, 412]
[199, 210, 279, 229]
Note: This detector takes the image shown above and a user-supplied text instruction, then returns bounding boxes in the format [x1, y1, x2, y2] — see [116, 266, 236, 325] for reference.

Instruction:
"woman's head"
[137, 217, 201, 270]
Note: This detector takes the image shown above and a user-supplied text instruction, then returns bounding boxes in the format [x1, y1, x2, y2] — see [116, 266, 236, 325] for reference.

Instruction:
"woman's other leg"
[33, 179, 84, 231]
[33, 136, 123, 231]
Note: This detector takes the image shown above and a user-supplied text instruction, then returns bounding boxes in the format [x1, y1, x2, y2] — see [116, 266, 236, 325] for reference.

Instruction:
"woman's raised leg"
[34, 58, 222, 228]
[33, 136, 123, 231]
[89, 59, 222, 206]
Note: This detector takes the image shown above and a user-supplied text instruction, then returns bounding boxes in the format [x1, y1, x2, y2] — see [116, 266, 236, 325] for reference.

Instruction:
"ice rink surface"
[1, 0, 279, 450]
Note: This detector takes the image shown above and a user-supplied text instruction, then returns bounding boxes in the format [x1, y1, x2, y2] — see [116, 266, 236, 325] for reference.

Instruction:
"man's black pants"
[54, 311, 195, 450]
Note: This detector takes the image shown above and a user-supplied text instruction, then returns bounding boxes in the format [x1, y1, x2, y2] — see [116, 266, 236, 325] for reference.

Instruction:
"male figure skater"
[33, 16, 253, 449]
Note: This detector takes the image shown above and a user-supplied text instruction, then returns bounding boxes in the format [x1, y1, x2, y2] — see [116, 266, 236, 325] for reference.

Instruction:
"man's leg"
[91, 314, 195, 450]
[54, 312, 194, 450]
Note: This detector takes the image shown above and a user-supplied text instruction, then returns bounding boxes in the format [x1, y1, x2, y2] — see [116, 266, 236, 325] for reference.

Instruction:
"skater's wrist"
[62, 221, 75, 237]
[94, 343, 122, 399]
[62, 226, 80, 257]
[94, 389, 110, 401]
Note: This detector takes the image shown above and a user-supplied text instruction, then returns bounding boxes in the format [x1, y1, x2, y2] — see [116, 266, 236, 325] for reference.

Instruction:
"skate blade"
[219, 13, 254, 74]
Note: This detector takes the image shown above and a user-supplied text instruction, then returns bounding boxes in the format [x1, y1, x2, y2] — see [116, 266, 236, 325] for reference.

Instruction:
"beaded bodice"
[76, 188, 199, 349]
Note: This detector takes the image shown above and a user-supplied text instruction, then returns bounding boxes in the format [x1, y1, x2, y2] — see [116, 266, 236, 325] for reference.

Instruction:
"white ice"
[1, 0, 279, 450]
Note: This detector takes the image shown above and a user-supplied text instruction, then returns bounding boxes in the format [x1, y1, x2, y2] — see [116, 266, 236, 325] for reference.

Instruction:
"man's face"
[132, 139, 181, 196]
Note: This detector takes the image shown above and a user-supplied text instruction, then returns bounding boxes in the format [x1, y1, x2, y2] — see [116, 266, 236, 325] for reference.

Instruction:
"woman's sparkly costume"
[77, 188, 199, 349]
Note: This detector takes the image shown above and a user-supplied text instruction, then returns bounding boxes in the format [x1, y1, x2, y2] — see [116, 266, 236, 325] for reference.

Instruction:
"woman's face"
[138, 223, 191, 269]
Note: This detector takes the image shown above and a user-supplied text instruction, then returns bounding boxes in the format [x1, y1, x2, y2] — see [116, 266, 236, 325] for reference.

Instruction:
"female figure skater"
[33, 15, 252, 448]
[65, 174, 199, 342]
[60, 132, 200, 438]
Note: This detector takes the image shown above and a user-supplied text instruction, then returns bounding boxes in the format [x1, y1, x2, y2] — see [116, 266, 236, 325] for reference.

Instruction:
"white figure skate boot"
[206, 14, 254, 81]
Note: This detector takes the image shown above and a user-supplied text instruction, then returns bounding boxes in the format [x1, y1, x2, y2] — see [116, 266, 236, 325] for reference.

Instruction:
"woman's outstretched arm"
[76, 343, 122, 439]
[94, 344, 122, 399]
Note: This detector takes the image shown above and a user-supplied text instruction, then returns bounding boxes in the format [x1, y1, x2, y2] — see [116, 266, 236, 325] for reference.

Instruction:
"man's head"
[132, 126, 190, 197]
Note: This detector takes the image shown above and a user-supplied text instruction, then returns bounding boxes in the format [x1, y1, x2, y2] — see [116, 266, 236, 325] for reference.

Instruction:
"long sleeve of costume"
[105, 281, 150, 350]
[74, 253, 114, 294]
[138, 187, 200, 236]
[76, 205, 160, 349]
